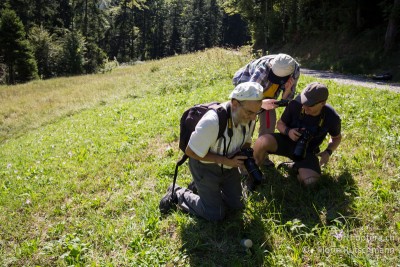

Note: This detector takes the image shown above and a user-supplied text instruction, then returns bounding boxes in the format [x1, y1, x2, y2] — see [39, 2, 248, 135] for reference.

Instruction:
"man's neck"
[305, 107, 324, 117]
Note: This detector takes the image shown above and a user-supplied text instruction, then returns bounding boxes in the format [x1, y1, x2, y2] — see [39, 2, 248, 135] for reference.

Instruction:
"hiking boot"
[187, 181, 198, 194]
[277, 161, 298, 175]
[263, 158, 275, 168]
[159, 184, 181, 214]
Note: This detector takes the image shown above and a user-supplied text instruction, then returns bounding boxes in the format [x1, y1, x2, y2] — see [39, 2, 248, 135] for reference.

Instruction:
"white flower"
[333, 230, 344, 240]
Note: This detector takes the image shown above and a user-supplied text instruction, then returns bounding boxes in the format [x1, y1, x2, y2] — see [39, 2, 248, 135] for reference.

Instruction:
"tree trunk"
[384, 0, 400, 53]
[356, 0, 362, 29]
[263, 0, 268, 55]
[83, 0, 88, 37]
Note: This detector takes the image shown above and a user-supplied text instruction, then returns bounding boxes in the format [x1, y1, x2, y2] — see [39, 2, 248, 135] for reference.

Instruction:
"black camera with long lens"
[239, 148, 264, 185]
[293, 129, 313, 160]
[274, 99, 289, 107]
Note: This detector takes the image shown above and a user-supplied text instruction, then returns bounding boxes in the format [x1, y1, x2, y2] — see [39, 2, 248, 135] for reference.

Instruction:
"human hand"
[284, 77, 294, 92]
[281, 77, 295, 99]
[288, 128, 303, 141]
[317, 151, 330, 166]
[228, 155, 247, 168]
[261, 99, 278, 110]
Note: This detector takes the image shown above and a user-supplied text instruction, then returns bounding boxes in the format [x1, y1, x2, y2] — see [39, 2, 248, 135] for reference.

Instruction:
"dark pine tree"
[0, 8, 38, 84]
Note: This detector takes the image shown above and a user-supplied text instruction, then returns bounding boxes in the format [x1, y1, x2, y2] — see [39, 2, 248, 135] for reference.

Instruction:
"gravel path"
[301, 68, 400, 93]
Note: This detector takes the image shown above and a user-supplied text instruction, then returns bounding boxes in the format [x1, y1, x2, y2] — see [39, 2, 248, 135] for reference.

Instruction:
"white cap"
[271, 53, 296, 77]
[229, 82, 264, 101]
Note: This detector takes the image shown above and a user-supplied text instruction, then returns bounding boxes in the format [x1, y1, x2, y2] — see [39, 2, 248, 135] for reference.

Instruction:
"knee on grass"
[297, 175, 320, 188]
[203, 208, 226, 222]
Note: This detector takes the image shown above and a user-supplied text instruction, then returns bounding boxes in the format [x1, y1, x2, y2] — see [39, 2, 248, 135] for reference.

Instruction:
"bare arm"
[185, 146, 247, 169]
[326, 134, 342, 151]
[276, 119, 302, 141]
[261, 99, 278, 110]
[317, 134, 342, 166]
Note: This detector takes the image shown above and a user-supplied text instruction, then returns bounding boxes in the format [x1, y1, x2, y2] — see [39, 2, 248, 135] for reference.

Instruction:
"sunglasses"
[237, 100, 264, 116]
[304, 101, 324, 107]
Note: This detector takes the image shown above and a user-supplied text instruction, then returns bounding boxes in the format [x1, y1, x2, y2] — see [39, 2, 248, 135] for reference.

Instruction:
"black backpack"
[179, 102, 230, 155]
[171, 102, 232, 197]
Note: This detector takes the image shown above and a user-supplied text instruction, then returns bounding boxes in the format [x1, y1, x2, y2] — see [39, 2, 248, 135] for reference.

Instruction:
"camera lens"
[242, 148, 264, 184]
[293, 129, 312, 160]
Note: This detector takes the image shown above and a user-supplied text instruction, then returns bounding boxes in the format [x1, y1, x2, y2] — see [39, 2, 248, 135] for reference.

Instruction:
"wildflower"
[334, 230, 344, 240]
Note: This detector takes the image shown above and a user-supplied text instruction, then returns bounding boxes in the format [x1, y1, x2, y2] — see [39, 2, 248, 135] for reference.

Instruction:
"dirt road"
[301, 68, 400, 93]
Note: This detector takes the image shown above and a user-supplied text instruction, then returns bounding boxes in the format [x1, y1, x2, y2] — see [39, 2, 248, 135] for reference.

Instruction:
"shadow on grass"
[176, 167, 358, 266]
[256, 165, 360, 228]
[178, 197, 271, 266]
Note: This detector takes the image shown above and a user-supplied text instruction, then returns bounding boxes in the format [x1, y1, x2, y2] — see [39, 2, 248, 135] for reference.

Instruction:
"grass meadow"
[0, 48, 399, 266]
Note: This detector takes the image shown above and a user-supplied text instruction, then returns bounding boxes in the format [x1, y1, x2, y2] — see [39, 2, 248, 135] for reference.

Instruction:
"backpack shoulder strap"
[207, 102, 231, 139]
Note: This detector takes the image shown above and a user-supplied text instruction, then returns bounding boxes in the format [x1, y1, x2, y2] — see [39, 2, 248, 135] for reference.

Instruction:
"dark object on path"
[372, 72, 392, 81]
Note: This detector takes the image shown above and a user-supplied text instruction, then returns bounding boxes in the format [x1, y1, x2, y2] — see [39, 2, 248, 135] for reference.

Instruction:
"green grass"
[0, 47, 399, 266]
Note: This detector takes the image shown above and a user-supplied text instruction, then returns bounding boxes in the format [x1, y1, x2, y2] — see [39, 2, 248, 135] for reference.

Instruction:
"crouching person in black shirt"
[253, 82, 342, 188]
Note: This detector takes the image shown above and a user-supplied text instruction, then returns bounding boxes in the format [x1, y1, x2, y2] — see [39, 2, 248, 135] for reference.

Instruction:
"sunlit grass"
[0, 47, 399, 266]
[0, 47, 252, 143]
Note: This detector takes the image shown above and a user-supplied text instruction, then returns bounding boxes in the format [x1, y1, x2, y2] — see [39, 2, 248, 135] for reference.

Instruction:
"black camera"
[274, 99, 289, 107]
[293, 129, 313, 160]
[239, 148, 264, 185]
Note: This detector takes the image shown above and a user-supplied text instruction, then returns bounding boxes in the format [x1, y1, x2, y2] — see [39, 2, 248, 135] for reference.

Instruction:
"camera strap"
[220, 104, 234, 173]
[220, 105, 248, 173]
[299, 107, 325, 129]
[224, 103, 234, 155]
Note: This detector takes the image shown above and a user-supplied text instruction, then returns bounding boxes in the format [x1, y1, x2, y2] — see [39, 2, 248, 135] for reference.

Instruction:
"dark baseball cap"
[297, 82, 329, 106]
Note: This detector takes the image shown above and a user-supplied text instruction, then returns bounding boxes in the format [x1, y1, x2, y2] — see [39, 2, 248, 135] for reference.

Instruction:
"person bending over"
[232, 53, 300, 167]
[232, 53, 300, 136]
